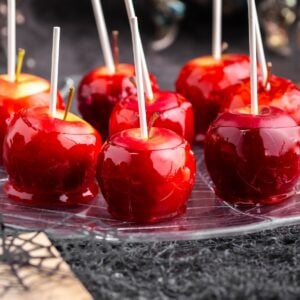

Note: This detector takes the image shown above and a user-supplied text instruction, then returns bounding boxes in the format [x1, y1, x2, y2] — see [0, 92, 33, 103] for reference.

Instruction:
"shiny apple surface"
[109, 91, 194, 143]
[222, 75, 300, 124]
[205, 106, 300, 205]
[176, 54, 250, 142]
[3, 107, 102, 207]
[0, 74, 65, 164]
[97, 127, 196, 223]
[77, 64, 159, 140]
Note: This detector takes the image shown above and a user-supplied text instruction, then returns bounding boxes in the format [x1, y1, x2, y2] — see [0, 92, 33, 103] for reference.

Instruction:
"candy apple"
[77, 63, 158, 140]
[176, 54, 250, 142]
[0, 74, 64, 164]
[3, 106, 102, 207]
[205, 106, 300, 205]
[109, 90, 195, 143]
[222, 75, 300, 124]
[97, 127, 196, 223]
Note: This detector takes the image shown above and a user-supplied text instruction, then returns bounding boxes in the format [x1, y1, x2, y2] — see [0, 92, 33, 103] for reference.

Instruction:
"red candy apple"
[176, 54, 250, 142]
[77, 63, 158, 140]
[3, 106, 102, 207]
[109, 90, 195, 143]
[97, 127, 196, 223]
[205, 106, 300, 205]
[222, 75, 300, 124]
[0, 74, 64, 164]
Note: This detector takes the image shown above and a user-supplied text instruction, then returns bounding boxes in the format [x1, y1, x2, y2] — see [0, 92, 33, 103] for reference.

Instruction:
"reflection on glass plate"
[1, 148, 300, 242]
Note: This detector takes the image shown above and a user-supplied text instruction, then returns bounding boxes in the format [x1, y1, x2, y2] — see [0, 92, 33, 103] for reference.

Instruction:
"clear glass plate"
[1, 147, 300, 242]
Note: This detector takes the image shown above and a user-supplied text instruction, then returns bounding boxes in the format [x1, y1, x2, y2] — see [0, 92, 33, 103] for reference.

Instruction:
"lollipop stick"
[7, 0, 16, 82]
[91, 0, 115, 74]
[124, 0, 153, 101]
[254, 6, 268, 89]
[212, 0, 222, 60]
[130, 17, 148, 139]
[248, 0, 258, 115]
[49, 27, 60, 118]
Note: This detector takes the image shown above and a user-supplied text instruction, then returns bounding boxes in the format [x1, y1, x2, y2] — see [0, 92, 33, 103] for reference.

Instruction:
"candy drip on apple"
[109, 90, 195, 144]
[4, 27, 102, 207]
[205, 0, 300, 206]
[97, 16, 196, 223]
[77, 0, 158, 140]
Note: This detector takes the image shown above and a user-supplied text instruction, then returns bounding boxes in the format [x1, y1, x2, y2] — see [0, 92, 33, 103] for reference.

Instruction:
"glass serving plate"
[1, 147, 300, 243]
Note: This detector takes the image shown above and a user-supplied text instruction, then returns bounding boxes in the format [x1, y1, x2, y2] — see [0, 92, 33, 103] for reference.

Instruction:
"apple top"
[0, 74, 50, 100]
[11, 106, 97, 135]
[212, 106, 298, 129]
[119, 91, 188, 112]
[109, 127, 186, 151]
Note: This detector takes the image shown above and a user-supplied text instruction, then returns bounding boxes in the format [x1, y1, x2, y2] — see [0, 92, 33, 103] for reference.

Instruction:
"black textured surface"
[53, 225, 300, 300]
[2, 1, 300, 299]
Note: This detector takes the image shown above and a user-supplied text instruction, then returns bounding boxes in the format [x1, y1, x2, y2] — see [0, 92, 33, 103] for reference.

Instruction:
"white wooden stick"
[212, 0, 222, 60]
[254, 5, 268, 88]
[124, 0, 153, 100]
[49, 27, 60, 118]
[130, 17, 148, 139]
[7, 0, 16, 82]
[248, 0, 258, 115]
[91, 0, 115, 74]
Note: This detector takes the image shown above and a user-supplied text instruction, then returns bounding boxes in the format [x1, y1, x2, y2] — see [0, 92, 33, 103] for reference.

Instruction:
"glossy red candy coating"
[3, 107, 102, 207]
[77, 64, 159, 140]
[0, 74, 65, 164]
[222, 75, 300, 124]
[205, 107, 300, 205]
[176, 54, 250, 142]
[109, 91, 195, 143]
[97, 128, 196, 223]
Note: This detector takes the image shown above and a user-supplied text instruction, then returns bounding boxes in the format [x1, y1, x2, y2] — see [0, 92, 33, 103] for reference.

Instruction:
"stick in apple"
[7, 0, 16, 82]
[124, 0, 154, 101]
[248, 0, 258, 115]
[63, 87, 75, 121]
[212, 0, 222, 60]
[91, 0, 115, 74]
[15, 48, 25, 82]
[130, 16, 148, 139]
[49, 27, 60, 118]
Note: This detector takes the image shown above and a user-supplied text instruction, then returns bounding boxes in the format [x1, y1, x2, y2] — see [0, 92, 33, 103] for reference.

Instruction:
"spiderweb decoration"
[0, 220, 70, 298]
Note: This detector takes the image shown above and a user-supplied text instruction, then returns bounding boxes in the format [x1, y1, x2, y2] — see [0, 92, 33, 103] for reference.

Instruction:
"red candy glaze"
[109, 91, 195, 143]
[176, 54, 250, 142]
[3, 107, 102, 207]
[77, 64, 158, 140]
[97, 128, 196, 223]
[0, 74, 64, 164]
[205, 106, 300, 205]
[222, 75, 300, 124]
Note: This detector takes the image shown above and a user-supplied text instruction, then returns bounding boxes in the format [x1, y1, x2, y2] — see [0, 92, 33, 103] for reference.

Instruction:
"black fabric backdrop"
[2, 1, 300, 299]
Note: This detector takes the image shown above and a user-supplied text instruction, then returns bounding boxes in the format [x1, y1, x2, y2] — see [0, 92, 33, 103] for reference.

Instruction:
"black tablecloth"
[2, 1, 300, 299]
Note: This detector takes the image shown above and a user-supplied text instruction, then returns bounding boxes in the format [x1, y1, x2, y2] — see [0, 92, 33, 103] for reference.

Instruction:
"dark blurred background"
[0, 0, 299, 89]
